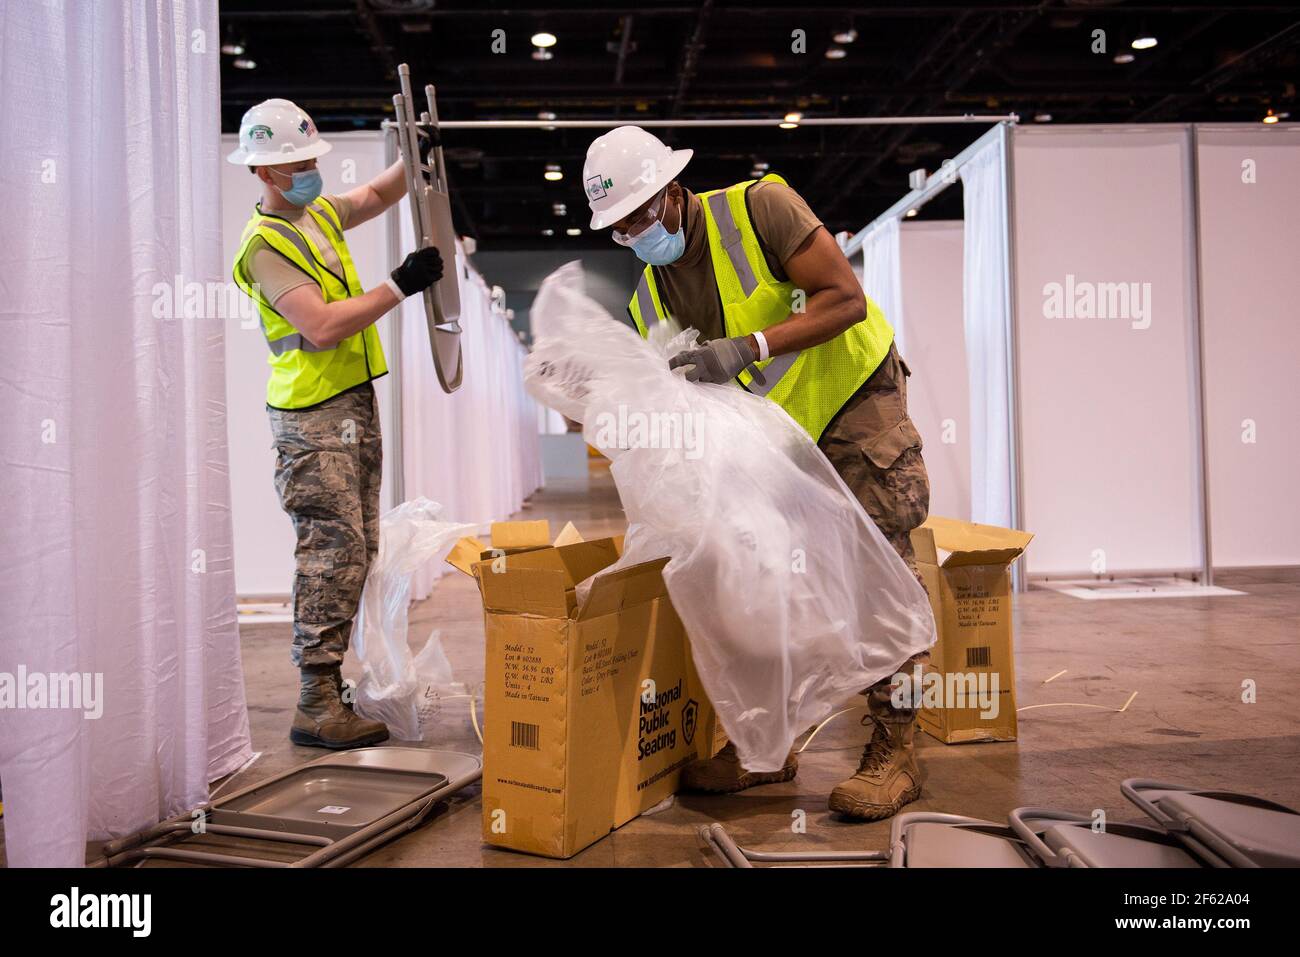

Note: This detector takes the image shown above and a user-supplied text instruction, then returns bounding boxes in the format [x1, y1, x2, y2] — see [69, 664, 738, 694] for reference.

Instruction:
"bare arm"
[747, 226, 867, 357]
[275, 282, 400, 350]
[340, 160, 407, 228]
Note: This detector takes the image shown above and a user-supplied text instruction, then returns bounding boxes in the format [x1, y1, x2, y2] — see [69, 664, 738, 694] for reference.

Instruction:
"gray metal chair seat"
[890, 812, 1039, 867]
[1123, 779, 1300, 868]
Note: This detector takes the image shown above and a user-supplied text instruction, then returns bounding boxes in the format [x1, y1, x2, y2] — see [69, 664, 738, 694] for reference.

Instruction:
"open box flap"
[490, 520, 551, 550]
[912, 516, 1033, 568]
[552, 521, 584, 547]
[445, 536, 490, 577]
[477, 565, 572, 617]
[471, 538, 620, 589]
[576, 557, 670, 621]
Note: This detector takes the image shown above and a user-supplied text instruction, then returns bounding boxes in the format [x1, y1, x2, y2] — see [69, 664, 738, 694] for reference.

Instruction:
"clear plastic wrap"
[524, 262, 936, 772]
[351, 497, 479, 741]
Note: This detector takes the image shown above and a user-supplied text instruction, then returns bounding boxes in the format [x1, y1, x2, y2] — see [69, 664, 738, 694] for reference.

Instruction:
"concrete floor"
[219, 463, 1300, 867]
[6, 463, 1296, 868]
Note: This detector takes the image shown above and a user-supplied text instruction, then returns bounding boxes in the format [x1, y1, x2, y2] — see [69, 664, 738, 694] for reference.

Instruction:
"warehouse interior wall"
[898, 221, 971, 522]
[1195, 126, 1300, 568]
[1012, 126, 1204, 577]
[2, 0, 252, 867]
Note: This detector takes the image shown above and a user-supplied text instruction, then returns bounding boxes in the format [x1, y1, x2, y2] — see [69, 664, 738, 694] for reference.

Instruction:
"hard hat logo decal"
[249, 124, 274, 144]
[585, 174, 612, 200]
[298, 118, 312, 136]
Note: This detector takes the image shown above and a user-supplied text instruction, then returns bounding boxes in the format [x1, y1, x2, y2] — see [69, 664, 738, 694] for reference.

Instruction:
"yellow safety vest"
[627, 174, 894, 441]
[232, 198, 387, 410]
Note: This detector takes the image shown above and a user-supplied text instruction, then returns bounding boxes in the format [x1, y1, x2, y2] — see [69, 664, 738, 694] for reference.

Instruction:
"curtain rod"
[381, 114, 1018, 130]
[841, 121, 1010, 256]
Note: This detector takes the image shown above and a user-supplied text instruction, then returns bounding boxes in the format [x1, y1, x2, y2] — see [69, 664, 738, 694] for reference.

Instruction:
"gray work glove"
[668, 335, 758, 384]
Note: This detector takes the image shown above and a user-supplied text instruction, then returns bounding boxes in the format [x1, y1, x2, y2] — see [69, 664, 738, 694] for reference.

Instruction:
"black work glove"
[390, 246, 444, 297]
[668, 335, 758, 384]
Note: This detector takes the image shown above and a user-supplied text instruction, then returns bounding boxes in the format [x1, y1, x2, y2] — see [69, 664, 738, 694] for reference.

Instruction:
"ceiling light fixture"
[538, 110, 557, 131]
[905, 208, 919, 218]
[531, 48, 553, 61]
[833, 28, 858, 45]
[1131, 36, 1158, 50]
[1113, 53, 1135, 64]
[232, 58, 257, 70]
[531, 32, 557, 48]
[541, 228, 555, 237]
[220, 42, 245, 56]
[1262, 109, 1284, 124]
[824, 47, 847, 60]
[544, 164, 563, 181]
[565, 227, 582, 236]
[1034, 112, 1053, 123]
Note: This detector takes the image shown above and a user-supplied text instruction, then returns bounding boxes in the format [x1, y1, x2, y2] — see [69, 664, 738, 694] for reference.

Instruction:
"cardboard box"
[447, 520, 719, 858]
[909, 516, 1033, 745]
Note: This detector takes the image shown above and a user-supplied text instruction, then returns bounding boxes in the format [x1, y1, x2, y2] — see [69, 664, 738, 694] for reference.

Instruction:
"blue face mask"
[629, 200, 686, 266]
[271, 168, 323, 206]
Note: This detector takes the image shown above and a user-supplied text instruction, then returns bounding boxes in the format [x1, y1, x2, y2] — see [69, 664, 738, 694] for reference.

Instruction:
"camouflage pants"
[267, 384, 382, 670]
[818, 343, 931, 719]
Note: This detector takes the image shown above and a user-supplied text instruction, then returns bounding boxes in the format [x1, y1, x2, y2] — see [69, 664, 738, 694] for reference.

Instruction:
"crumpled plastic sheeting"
[351, 498, 479, 741]
[524, 262, 936, 772]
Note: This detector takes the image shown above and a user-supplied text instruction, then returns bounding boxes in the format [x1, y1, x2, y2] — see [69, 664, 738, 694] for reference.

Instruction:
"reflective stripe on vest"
[705, 191, 758, 297]
[626, 174, 894, 440]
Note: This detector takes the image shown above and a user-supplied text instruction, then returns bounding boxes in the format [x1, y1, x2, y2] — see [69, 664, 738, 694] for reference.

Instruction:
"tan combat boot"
[291, 669, 390, 749]
[680, 742, 798, 794]
[827, 711, 922, 820]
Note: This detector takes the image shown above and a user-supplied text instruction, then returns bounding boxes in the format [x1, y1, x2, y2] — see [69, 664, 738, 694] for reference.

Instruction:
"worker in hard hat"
[584, 126, 931, 821]
[228, 99, 445, 749]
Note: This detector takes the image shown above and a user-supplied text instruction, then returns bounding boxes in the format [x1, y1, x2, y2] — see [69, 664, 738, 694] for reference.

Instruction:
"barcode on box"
[511, 721, 539, 750]
[966, 646, 992, 668]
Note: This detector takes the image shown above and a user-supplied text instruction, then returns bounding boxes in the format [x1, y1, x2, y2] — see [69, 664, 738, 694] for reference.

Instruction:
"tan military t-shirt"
[649, 181, 823, 342]
[244, 193, 356, 304]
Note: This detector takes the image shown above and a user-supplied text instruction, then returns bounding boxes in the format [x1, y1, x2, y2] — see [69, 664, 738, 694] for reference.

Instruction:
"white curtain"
[959, 138, 1014, 528]
[858, 217, 906, 356]
[0, 0, 251, 866]
[399, 238, 544, 600]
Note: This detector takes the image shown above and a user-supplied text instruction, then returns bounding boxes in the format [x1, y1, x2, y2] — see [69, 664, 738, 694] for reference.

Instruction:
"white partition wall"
[898, 221, 970, 521]
[1195, 125, 1300, 568]
[1011, 126, 1205, 577]
[398, 236, 544, 601]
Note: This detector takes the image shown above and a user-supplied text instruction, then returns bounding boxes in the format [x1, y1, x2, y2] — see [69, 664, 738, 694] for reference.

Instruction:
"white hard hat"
[226, 98, 333, 166]
[583, 126, 692, 229]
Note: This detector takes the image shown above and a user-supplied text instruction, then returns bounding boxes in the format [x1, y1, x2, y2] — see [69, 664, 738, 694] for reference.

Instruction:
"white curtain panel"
[959, 138, 1014, 528]
[399, 237, 544, 600]
[857, 217, 906, 356]
[0, 0, 251, 866]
